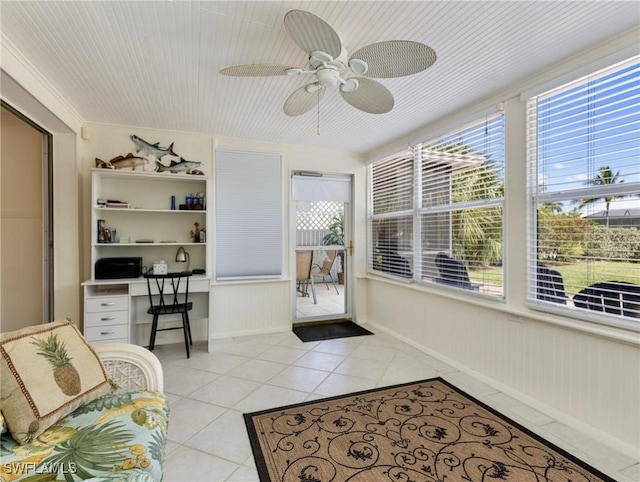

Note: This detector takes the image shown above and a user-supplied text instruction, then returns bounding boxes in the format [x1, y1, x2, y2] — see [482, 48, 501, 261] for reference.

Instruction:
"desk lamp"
[175, 246, 190, 272]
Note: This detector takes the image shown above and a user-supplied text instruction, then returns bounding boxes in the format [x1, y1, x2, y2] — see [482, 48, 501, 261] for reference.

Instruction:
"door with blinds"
[292, 174, 351, 323]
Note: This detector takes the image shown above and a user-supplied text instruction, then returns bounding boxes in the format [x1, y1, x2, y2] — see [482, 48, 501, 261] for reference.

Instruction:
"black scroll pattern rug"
[244, 377, 614, 482]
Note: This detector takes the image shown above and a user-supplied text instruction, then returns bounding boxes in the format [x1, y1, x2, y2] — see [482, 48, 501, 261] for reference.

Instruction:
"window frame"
[525, 56, 640, 330]
[367, 113, 506, 299]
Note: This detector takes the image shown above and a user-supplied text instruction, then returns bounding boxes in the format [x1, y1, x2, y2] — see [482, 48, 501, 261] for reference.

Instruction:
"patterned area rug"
[244, 377, 614, 482]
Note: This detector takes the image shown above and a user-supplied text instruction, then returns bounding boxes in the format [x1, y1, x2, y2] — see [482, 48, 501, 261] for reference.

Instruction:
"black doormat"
[293, 321, 373, 343]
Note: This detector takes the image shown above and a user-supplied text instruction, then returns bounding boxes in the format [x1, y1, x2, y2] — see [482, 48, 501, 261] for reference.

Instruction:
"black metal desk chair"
[144, 271, 193, 358]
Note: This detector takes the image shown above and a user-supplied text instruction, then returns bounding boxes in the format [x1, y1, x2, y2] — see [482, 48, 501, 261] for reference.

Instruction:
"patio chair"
[573, 281, 640, 318]
[312, 250, 340, 294]
[296, 250, 317, 304]
[536, 262, 567, 304]
[435, 252, 474, 290]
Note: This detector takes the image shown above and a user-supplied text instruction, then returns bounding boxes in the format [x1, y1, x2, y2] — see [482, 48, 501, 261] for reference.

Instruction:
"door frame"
[290, 171, 353, 324]
[1, 101, 54, 322]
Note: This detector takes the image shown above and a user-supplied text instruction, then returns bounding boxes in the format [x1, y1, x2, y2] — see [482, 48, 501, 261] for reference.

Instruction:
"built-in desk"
[82, 275, 210, 345]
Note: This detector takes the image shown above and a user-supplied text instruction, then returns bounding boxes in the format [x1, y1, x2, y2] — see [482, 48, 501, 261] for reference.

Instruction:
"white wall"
[1, 41, 84, 324]
[80, 127, 366, 344]
[211, 137, 366, 340]
[363, 34, 640, 457]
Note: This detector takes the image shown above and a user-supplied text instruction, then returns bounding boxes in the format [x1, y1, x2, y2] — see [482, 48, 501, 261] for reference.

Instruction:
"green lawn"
[469, 261, 639, 296]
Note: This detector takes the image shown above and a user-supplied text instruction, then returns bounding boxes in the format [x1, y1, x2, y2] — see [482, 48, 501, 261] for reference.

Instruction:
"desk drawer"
[85, 310, 128, 328]
[85, 324, 128, 342]
[129, 278, 209, 297]
[86, 296, 128, 313]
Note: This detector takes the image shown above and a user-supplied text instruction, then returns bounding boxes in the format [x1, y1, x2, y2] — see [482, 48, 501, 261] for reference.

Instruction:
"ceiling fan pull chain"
[317, 88, 321, 135]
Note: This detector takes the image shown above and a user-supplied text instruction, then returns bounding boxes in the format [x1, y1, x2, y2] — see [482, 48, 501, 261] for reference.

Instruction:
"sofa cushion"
[0, 390, 168, 482]
[0, 320, 113, 444]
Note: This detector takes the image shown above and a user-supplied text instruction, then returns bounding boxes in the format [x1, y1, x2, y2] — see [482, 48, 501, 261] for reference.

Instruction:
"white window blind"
[418, 114, 505, 294]
[369, 150, 414, 278]
[526, 56, 640, 327]
[215, 150, 282, 280]
[367, 113, 505, 295]
[292, 175, 351, 202]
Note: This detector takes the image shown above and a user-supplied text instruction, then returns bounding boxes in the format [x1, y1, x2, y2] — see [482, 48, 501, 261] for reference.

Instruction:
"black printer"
[95, 257, 142, 279]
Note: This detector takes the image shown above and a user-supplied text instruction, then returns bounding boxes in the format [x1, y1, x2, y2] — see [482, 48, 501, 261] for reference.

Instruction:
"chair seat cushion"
[0, 390, 168, 481]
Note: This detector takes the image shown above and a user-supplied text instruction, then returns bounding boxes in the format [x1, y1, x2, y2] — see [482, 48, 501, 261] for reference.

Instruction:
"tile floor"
[295, 277, 345, 319]
[155, 327, 639, 482]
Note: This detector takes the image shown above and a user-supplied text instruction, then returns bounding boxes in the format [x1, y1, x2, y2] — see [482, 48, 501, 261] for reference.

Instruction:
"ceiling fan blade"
[340, 77, 394, 114]
[219, 64, 297, 77]
[284, 10, 342, 59]
[350, 40, 437, 78]
[283, 84, 325, 117]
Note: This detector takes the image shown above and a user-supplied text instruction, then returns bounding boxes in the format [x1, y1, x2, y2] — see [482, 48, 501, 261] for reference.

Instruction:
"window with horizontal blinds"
[367, 113, 505, 295]
[526, 56, 640, 327]
[369, 150, 414, 278]
[215, 150, 282, 280]
[418, 114, 505, 294]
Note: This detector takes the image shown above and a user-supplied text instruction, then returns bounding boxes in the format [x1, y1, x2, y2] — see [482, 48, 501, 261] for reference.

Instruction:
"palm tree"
[451, 161, 504, 267]
[579, 166, 625, 227]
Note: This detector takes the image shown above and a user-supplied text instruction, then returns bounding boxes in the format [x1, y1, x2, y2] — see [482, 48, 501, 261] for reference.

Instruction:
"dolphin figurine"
[155, 157, 202, 173]
[130, 134, 177, 160]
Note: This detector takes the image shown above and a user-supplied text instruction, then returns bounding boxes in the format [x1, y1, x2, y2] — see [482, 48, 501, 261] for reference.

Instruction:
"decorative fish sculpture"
[130, 134, 177, 160]
[95, 153, 149, 170]
[155, 157, 202, 173]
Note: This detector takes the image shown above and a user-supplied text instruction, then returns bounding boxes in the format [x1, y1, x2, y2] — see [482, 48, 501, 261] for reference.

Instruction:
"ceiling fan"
[220, 9, 437, 116]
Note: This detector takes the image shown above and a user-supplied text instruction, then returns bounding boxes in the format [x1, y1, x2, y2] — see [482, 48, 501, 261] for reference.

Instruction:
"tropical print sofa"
[0, 324, 168, 482]
[0, 390, 168, 482]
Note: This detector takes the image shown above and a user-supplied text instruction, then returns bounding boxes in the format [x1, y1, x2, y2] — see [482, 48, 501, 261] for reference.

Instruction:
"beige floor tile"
[185, 410, 252, 464]
[267, 365, 330, 392]
[189, 375, 260, 408]
[164, 446, 238, 482]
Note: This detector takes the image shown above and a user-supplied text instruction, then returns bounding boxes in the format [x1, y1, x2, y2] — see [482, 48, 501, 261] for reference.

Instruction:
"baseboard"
[367, 320, 639, 461]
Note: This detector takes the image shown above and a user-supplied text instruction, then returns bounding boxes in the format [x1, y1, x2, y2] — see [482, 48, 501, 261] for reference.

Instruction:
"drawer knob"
[101, 302, 115, 306]
[100, 330, 116, 335]
[101, 317, 115, 321]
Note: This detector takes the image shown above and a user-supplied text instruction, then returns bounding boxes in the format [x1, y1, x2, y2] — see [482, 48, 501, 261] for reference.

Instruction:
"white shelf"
[91, 168, 208, 182]
[93, 242, 206, 247]
[94, 207, 205, 213]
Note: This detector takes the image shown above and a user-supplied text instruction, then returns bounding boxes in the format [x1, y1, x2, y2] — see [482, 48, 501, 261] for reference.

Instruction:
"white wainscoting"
[365, 278, 640, 458]
[208, 280, 292, 343]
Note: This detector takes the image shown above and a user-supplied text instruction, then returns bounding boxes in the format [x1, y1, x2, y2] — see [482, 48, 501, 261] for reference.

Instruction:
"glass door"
[292, 174, 351, 323]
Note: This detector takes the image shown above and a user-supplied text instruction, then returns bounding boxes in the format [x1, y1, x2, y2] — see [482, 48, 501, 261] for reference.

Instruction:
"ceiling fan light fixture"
[349, 58, 368, 75]
[316, 69, 338, 88]
[340, 78, 359, 93]
[305, 83, 322, 93]
[310, 50, 334, 63]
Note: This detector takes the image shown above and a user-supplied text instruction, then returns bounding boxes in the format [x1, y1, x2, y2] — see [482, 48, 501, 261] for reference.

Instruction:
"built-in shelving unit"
[90, 168, 210, 279]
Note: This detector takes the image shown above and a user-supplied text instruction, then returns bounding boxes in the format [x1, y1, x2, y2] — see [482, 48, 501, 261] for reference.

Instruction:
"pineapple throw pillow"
[0, 319, 113, 444]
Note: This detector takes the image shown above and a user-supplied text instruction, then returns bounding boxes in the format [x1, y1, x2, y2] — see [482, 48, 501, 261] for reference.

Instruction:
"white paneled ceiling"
[1, 1, 638, 154]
